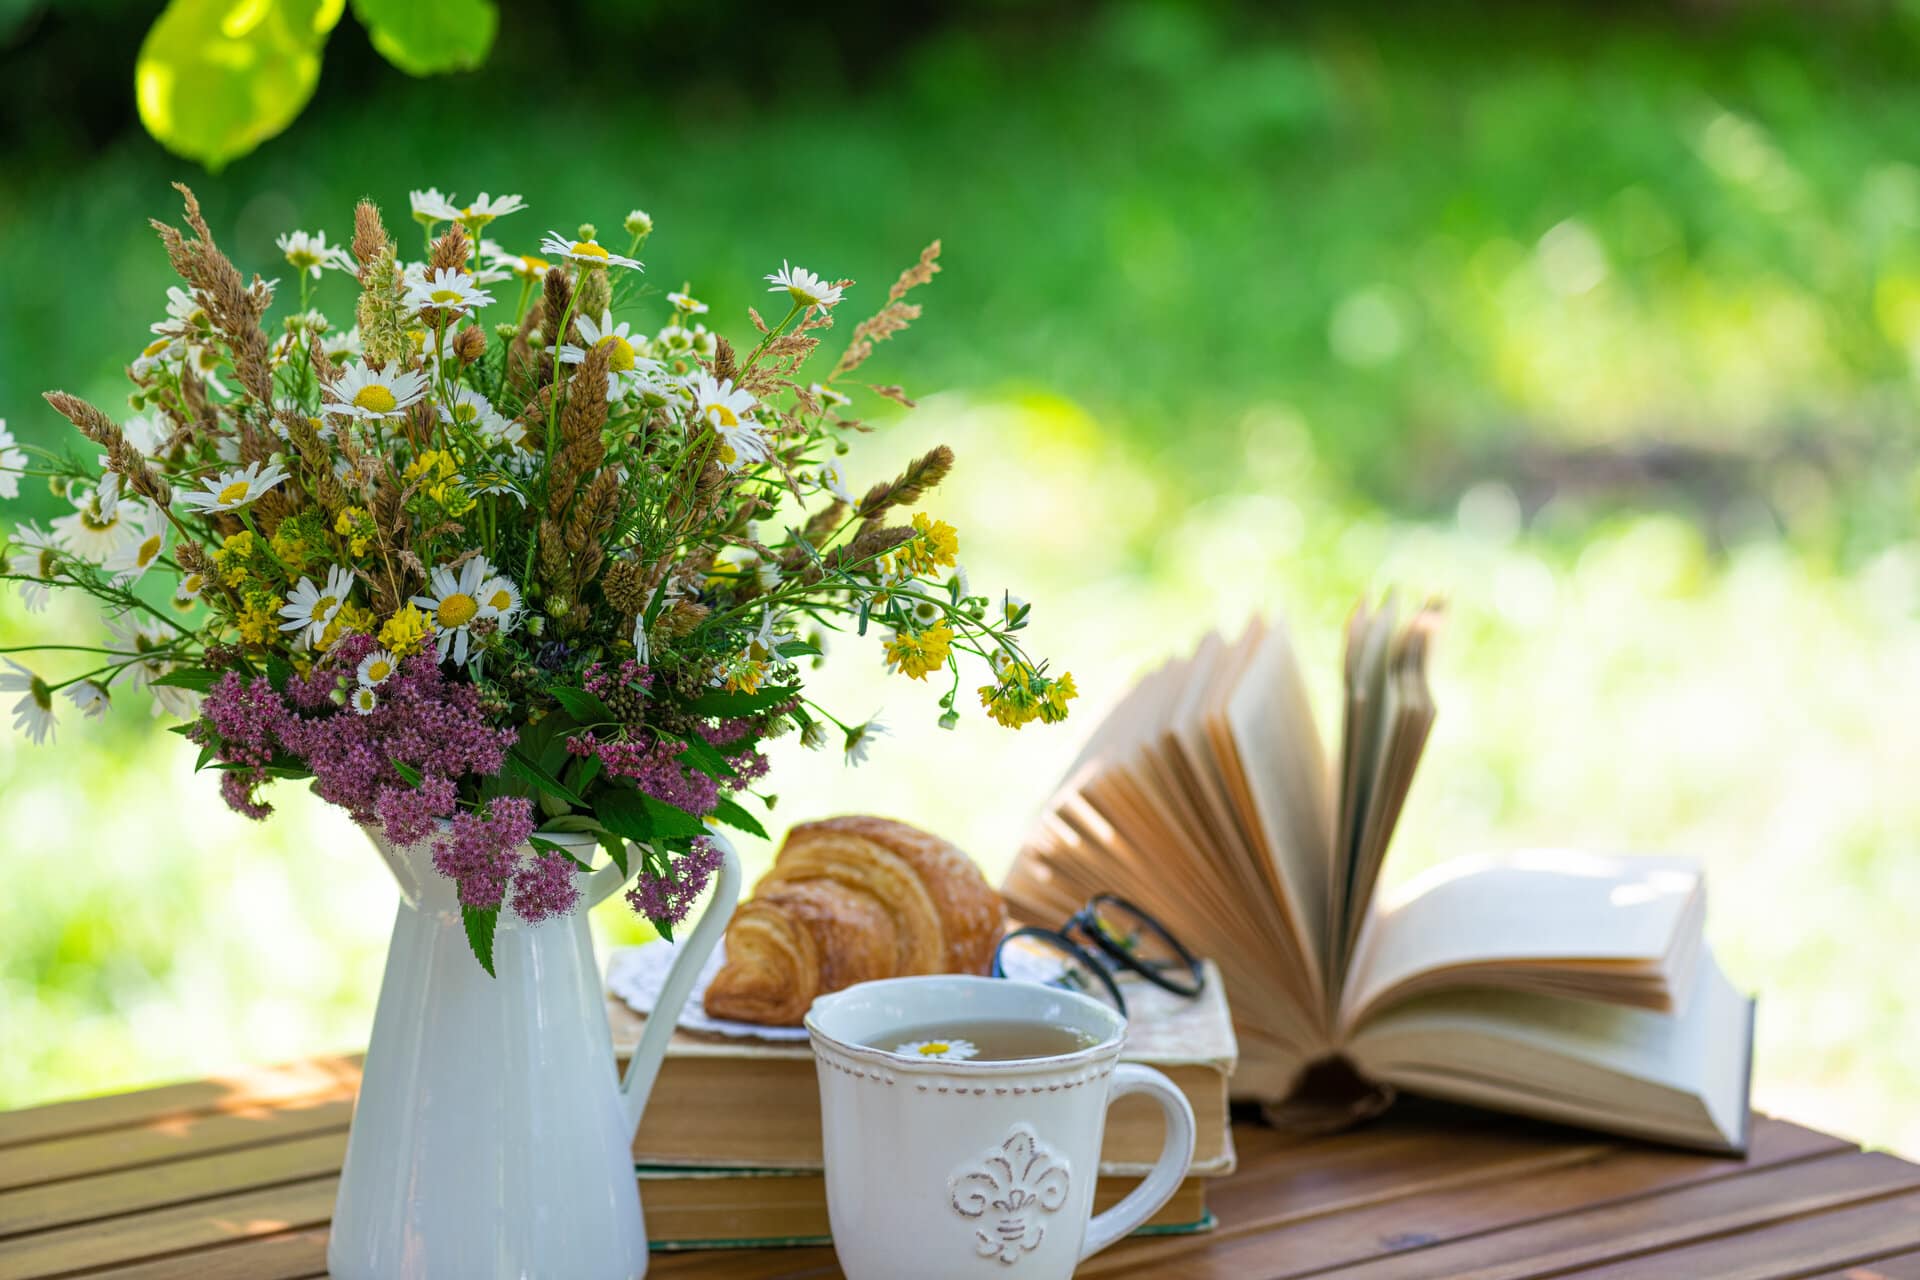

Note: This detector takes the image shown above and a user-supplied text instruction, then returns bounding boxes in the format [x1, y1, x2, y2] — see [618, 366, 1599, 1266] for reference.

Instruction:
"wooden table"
[4, 1056, 1920, 1279]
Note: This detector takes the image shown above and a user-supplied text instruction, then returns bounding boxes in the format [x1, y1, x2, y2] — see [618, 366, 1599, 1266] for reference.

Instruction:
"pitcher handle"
[1079, 1063, 1196, 1261]
[614, 833, 743, 1139]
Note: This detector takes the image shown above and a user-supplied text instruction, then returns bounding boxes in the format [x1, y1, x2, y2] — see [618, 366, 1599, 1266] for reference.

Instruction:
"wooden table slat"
[0, 1056, 1911, 1280]
[0, 1102, 353, 1196]
[0, 1061, 360, 1153]
[1555, 1187, 1920, 1280]
[0, 1178, 338, 1280]
[1088, 1116, 1855, 1279]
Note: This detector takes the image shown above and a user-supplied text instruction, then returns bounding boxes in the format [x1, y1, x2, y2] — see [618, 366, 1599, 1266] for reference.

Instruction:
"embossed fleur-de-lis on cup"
[806, 976, 1196, 1280]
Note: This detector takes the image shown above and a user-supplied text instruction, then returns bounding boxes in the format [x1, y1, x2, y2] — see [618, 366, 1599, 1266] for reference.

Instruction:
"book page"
[1341, 851, 1705, 1030]
[1345, 945, 1752, 1153]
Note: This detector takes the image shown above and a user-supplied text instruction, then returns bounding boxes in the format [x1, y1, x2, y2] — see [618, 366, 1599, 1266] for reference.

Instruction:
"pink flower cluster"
[194, 645, 576, 922]
[626, 836, 725, 927]
[566, 731, 721, 815]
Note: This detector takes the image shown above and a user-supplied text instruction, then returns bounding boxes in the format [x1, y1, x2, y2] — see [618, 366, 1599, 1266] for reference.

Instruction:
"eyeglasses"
[990, 894, 1203, 1018]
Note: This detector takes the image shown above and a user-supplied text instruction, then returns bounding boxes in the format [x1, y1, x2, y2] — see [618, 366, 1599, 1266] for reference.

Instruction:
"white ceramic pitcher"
[328, 826, 740, 1280]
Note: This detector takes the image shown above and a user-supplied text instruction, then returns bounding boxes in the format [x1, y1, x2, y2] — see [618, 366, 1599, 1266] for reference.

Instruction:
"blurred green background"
[4, 0, 1919, 1153]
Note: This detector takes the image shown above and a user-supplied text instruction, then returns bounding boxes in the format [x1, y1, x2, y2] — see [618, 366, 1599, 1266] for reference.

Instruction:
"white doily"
[605, 940, 811, 1042]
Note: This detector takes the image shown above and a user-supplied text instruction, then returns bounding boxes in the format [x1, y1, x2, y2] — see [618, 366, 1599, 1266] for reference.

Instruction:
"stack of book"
[607, 963, 1239, 1250]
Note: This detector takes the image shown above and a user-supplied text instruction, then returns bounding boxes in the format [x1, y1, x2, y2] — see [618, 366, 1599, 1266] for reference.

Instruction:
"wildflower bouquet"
[1, 185, 1074, 971]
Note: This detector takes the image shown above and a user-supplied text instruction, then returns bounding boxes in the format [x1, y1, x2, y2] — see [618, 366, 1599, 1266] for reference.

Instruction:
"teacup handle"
[1080, 1063, 1197, 1261]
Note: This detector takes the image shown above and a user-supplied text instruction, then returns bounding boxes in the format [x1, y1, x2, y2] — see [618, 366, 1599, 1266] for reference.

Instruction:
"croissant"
[702, 815, 1006, 1025]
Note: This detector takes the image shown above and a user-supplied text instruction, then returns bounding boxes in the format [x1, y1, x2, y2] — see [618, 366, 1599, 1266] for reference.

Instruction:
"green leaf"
[193, 743, 216, 773]
[528, 835, 594, 872]
[676, 736, 738, 780]
[776, 639, 822, 659]
[679, 684, 801, 718]
[597, 788, 709, 844]
[351, 0, 496, 76]
[389, 758, 424, 787]
[540, 814, 607, 834]
[136, 0, 345, 170]
[564, 752, 603, 795]
[708, 795, 769, 840]
[462, 904, 498, 977]
[547, 686, 620, 727]
[265, 654, 295, 692]
[505, 746, 586, 807]
[152, 668, 218, 692]
[598, 831, 629, 878]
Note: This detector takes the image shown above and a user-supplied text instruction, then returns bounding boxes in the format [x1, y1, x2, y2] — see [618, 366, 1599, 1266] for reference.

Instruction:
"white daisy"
[63, 679, 111, 720]
[843, 715, 889, 767]
[357, 648, 399, 688]
[279, 564, 356, 647]
[411, 555, 495, 665]
[818, 457, 853, 504]
[177, 461, 290, 515]
[152, 286, 210, 342]
[457, 193, 525, 229]
[0, 660, 55, 744]
[539, 231, 642, 271]
[0, 419, 26, 500]
[121, 412, 168, 455]
[893, 1038, 978, 1062]
[103, 517, 167, 586]
[108, 616, 192, 717]
[52, 489, 148, 560]
[323, 326, 364, 361]
[476, 574, 522, 630]
[799, 718, 831, 751]
[405, 267, 494, 317]
[172, 570, 208, 611]
[560, 311, 661, 397]
[666, 288, 708, 315]
[323, 363, 429, 421]
[437, 386, 514, 442]
[276, 230, 353, 279]
[687, 372, 768, 470]
[350, 686, 380, 715]
[410, 188, 461, 226]
[7, 523, 61, 612]
[486, 244, 551, 281]
[623, 209, 653, 237]
[765, 261, 844, 312]
[131, 334, 182, 379]
[631, 612, 651, 665]
[809, 381, 852, 411]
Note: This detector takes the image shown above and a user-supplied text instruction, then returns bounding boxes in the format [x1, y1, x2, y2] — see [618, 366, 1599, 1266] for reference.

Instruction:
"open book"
[1001, 597, 1755, 1154]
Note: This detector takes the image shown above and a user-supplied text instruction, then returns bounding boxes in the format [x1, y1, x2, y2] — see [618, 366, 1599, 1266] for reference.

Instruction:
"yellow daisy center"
[429, 288, 464, 305]
[80, 506, 119, 532]
[520, 256, 548, 275]
[216, 480, 252, 505]
[312, 594, 338, 619]
[367, 659, 392, 682]
[135, 533, 162, 567]
[353, 385, 398, 414]
[917, 1043, 950, 1057]
[487, 587, 513, 611]
[707, 403, 738, 429]
[437, 593, 479, 628]
[141, 337, 171, 357]
[595, 334, 635, 371]
[716, 443, 738, 465]
[454, 403, 479, 424]
[571, 241, 608, 259]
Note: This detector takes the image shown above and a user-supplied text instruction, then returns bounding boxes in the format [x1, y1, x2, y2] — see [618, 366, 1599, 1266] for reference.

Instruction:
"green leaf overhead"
[350, 0, 497, 76]
[136, 0, 345, 170]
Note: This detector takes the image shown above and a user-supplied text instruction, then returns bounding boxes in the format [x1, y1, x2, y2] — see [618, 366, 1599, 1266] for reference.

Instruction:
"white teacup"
[806, 975, 1196, 1279]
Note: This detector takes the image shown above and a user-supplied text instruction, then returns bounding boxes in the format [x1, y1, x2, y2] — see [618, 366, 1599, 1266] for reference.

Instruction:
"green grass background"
[3, 1, 1918, 1151]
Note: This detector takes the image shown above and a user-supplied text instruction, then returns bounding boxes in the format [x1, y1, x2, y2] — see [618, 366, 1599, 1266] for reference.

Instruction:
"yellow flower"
[1038, 670, 1077, 723]
[378, 603, 433, 657]
[235, 598, 276, 645]
[896, 513, 959, 576]
[335, 507, 376, 557]
[719, 656, 767, 695]
[214, 530, 256, 586]
[979, 661, 1043, 728]
[320, 603, 377, 651]
[885, 624, 953, 681]
[271, 525, 313, 574]
[405, 450, 473, 515]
